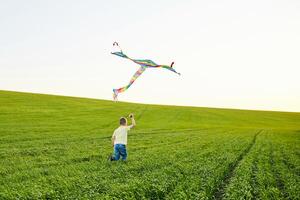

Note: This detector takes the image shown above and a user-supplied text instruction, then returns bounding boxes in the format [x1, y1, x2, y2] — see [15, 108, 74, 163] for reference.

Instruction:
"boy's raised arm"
[129, 113, 136, 128]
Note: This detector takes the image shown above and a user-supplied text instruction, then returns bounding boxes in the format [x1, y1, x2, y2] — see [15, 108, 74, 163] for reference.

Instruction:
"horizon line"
[1, 89, 299, 114]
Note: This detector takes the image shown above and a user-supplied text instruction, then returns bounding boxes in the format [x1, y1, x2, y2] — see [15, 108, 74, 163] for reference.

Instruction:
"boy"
[109, 113, 136, 161]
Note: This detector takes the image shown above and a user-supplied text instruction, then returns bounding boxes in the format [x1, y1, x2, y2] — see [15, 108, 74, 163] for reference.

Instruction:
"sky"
[1, 0, 300, 112]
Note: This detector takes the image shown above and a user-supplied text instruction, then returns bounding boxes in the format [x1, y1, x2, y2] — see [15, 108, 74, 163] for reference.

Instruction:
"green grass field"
[0, 90, 299, 199]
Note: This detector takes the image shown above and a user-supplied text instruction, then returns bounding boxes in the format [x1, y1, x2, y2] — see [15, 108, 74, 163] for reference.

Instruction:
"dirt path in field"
[212, 130, 262, 199]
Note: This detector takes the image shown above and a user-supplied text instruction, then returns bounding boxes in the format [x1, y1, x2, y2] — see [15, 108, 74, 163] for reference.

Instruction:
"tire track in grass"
[213, 130, 262, 199]
[250, 146, 259, 198]
[269, 142, 287, 199]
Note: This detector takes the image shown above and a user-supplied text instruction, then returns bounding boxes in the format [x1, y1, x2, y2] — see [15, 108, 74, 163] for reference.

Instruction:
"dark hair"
[120, 117, 127, 125]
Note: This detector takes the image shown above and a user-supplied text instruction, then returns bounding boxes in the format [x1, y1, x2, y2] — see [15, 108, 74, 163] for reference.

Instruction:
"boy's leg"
[119, 145, 127, 161]
[113, 144, 121, 161]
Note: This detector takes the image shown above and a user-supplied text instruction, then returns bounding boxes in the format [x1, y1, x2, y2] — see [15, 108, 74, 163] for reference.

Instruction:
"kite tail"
[113, 66, 146, 101]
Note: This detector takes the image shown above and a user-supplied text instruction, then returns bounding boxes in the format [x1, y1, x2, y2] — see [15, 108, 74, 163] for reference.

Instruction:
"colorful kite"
[111, 42, 180, 101]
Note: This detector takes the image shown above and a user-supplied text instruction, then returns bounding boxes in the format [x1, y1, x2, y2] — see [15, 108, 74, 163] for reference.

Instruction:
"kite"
[111, 42, 180, 101]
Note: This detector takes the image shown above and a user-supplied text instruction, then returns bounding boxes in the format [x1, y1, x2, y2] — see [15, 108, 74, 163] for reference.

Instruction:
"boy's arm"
[129, 113, 136, 129]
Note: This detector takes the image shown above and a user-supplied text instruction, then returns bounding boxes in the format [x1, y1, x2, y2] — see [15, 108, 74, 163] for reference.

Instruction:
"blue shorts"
[113, 144, 127, 161]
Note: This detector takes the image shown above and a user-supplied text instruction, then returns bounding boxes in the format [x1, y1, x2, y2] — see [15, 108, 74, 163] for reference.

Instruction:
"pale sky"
[1, 0, 300, 112]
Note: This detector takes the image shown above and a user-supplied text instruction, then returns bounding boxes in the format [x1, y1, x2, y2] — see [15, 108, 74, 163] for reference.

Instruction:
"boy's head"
[119, 117, 127, 126]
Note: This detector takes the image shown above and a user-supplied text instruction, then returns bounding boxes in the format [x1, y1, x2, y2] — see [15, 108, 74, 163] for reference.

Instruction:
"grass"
[0, 90, 299, 199]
